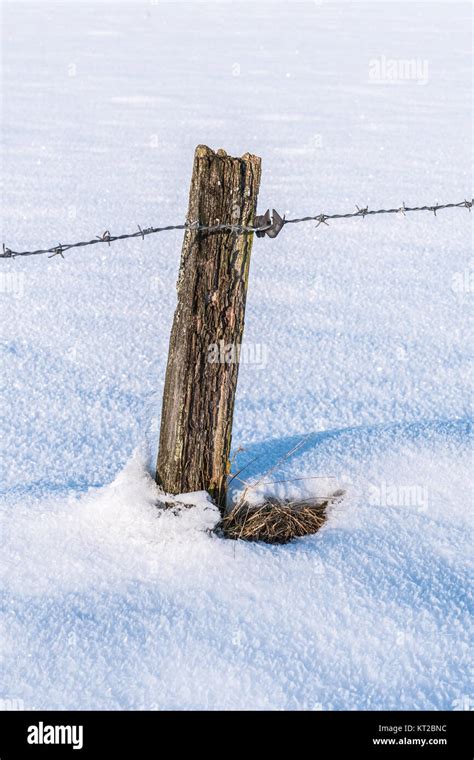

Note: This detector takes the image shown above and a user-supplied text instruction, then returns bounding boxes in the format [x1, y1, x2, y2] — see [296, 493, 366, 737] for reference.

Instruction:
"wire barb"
[97, 230, 112, 246]
[48, 244, 65, 260]
[315, 214, 329, 227]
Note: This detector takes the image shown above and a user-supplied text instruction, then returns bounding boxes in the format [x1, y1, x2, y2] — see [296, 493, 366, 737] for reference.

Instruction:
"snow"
[1, 0, 472, 710]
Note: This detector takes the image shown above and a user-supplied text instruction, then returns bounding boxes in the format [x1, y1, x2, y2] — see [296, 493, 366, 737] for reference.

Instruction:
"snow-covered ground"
[1, 1, 472, 710]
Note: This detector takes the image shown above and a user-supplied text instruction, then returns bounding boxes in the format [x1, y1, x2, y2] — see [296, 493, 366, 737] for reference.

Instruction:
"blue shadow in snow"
[229, 417, 472, 492]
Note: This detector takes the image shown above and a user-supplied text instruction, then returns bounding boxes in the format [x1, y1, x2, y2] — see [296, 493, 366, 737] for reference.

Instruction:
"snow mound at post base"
[1, 430, 471, 711]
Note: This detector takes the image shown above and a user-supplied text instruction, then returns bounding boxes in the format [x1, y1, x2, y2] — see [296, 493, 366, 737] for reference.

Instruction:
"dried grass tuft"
[219, 491, 344, 544]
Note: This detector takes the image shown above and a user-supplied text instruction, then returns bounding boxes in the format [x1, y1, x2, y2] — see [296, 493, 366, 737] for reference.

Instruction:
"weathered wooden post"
[156, 145, 262, 508]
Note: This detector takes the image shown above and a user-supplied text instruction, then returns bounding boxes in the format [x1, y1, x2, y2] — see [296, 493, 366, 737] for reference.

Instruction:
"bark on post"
[156, 145, 262, 508]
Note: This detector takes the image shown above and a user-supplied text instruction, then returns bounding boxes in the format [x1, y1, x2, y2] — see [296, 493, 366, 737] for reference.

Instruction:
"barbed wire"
[1, 198, 471, 260]
[0, 221, 270, 260]
[285, 199, 473, 226]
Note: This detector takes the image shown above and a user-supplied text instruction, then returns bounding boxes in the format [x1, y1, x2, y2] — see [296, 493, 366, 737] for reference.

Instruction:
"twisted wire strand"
[1, 199, 471, 259]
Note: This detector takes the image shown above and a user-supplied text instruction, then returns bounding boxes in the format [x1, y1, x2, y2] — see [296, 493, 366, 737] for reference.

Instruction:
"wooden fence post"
[156, 145, 262, 508]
